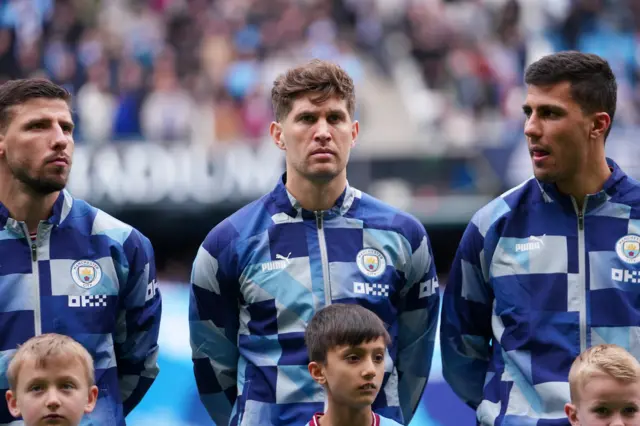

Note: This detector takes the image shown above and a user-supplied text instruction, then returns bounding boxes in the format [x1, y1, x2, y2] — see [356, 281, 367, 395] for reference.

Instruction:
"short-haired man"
[189, 60, 440, 425]
[0, 78, 162, 425]
[441, 51, 640, 425]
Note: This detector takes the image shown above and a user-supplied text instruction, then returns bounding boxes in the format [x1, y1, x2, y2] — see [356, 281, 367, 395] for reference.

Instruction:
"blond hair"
[7, 334, 95, 390]
[568, 344, 640, 403]
[271, 59, 356, 122]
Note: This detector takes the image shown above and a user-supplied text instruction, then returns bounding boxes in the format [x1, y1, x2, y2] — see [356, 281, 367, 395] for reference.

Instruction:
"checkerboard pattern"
[0, 190, 161, 426]
[441, 159, 640, 425]
[190, 176, 440, 426]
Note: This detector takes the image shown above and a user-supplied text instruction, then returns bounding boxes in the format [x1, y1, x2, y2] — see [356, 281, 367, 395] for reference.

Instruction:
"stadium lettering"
[68, 143, 283, 205]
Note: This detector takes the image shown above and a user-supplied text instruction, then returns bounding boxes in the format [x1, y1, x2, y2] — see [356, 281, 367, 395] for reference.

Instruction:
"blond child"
[5, 334, 98, 426]
[304, 304, 403, 426]
[565, 344, 640, 426]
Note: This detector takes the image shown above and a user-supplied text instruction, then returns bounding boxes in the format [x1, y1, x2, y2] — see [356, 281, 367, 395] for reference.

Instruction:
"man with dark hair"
[440, 50, 640, 425]
[189, 59, 440, 426]
[0, 78, 162, 426]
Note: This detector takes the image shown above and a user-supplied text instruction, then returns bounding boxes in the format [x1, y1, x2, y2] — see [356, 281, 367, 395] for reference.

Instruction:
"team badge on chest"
[616, 235, 640, 264]
[71, 260, 103, 289]
[356, 248, 387, 278]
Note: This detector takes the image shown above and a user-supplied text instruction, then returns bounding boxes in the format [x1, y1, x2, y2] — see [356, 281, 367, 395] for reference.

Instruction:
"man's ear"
[0, 133, 6, 158]
[308, 361, 326, 386]
[590, 112, 611, 140]
[270, 122, 286, 151]
[350, 120, 359, 148]
[6, 390, 21, 418]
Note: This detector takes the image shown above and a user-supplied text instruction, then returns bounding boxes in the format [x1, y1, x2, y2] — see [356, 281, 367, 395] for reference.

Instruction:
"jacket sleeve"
[440, 219, 494, 410]
[395, 225, 440, 423]
[115, 230, 162, 415]
[189, 227, 240, 426]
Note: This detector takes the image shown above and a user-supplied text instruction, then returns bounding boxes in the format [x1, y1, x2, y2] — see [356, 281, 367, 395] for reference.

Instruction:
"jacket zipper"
[24, 223, 42, 336]
[571, 197, 588, 353]
[315, 211, 332, 306]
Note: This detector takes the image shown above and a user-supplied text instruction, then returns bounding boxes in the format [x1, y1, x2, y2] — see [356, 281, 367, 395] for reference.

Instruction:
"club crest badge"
[356, 248, 387, 278]
[616, 235, 640, 264]
[71, 260, 103, 289]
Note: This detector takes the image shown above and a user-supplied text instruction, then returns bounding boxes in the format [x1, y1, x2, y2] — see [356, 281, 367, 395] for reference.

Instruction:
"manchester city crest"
[71, 260, 103, 289]
[356, 248, 387, 278]
[616, 234, 640, 264]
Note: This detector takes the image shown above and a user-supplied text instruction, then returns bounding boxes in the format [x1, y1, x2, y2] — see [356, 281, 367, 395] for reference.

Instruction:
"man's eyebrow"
[293, 110, 316, 118]
[522, 103, 566, 112]
[60, 119, 75, 129]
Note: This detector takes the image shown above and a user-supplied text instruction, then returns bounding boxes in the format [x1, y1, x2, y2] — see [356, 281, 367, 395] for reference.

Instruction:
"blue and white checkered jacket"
[0, 190, 162, 426]
[189, 175, 440, 426]
[441, 158, 640, 425]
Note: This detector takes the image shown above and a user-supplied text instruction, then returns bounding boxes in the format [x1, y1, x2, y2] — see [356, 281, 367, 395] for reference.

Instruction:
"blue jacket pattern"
[0, 190, 162, 426]
[441, 158, 640, 425]
[189, 176, 440, 425]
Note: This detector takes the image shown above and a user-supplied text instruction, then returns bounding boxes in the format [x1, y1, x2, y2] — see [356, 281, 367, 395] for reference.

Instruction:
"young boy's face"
[5, 355, 98, 426]
[310, 337, 386, 409]
[565, 373, 640, 426]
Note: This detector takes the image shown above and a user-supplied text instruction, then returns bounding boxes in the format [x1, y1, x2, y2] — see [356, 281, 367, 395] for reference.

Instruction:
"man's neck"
[556, 156, 611, 209]
[285, 169, 347, 212]
[0, 179, 59, 233]
[319, 405, 373, 426]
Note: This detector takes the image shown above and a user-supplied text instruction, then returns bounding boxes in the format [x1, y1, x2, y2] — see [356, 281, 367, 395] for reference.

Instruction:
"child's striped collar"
[309, 412, 379, 426]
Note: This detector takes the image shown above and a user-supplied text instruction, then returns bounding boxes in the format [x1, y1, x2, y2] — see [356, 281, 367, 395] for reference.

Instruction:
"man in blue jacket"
[189, 59, 440, 426]
[0, 78, 162, 425]
[440, 51, 640, 425]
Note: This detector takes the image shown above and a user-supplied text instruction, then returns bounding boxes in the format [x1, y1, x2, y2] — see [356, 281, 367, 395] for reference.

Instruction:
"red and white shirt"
[306, 412, 380, 426]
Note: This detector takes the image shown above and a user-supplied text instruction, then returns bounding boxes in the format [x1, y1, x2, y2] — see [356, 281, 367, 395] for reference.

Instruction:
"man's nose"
[524, 113, 542, 140]
[313, 119, 331, 143]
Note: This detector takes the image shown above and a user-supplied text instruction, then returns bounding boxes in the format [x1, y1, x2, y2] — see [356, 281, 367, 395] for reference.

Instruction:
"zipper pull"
[315, 211, 323, 230]
[31, 243, 37, 261]
[578, 211, 584, 231]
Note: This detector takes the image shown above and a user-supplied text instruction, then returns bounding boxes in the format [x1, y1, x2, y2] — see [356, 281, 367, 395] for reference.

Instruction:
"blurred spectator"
[113, 59, 145, 141]
[77, 59, 114, 143]
[141, 48, 194, 142]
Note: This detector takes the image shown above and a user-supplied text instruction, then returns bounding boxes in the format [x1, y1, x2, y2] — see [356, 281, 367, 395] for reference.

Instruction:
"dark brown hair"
[305, 303, 391, 364]
[525, 51, 617, 139]
[271, 59, 356, 122]
[0, 78, 71, 131]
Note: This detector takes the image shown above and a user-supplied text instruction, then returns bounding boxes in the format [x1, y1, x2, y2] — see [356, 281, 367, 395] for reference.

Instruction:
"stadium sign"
[67, 142, 284, 207]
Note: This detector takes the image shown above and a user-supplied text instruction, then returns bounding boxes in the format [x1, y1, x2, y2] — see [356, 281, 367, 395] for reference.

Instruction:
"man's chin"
[304, 168, 340, 183]
[533, 169, 556, 184]
[12, 168, 68, 195]
[27, 179, 66, 195]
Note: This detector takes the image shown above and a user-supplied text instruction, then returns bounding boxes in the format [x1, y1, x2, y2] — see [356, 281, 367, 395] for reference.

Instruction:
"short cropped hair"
[524, 51, 617, 140]
[271, 59, 356, 122]
[0, 78, 71, 131]
[305, 304, 391, 364]
[568, 344, 640, 404]
[7, 334, 95, 390]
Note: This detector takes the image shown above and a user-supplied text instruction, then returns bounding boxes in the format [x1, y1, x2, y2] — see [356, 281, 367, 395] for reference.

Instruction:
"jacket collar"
[270, 173, 360, 220]
[0, 190, 74, 234]
[537, 157, 626, 212]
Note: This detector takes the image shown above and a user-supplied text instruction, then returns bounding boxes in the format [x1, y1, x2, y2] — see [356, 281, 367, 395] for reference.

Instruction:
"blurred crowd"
[1, 0, 639, 147]
[399, 0, 640, 144]
[0, 0, 369, 146]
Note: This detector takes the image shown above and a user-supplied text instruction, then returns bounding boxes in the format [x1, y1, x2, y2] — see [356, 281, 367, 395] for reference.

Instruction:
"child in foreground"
[565, 343, 640, 426]
[304, 303, 402, 426]
[5, 333, 98, 426]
